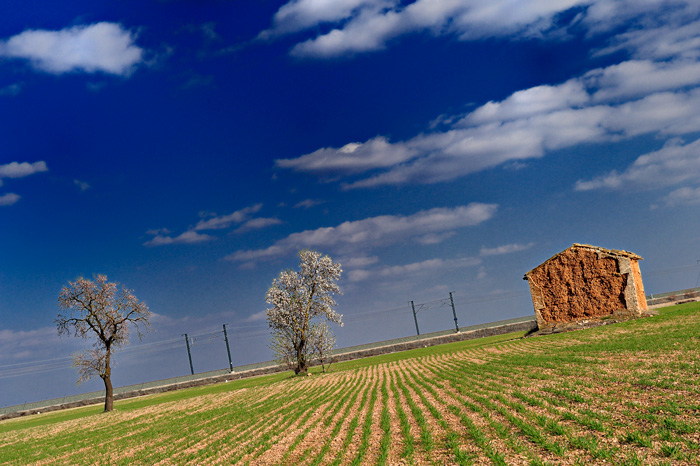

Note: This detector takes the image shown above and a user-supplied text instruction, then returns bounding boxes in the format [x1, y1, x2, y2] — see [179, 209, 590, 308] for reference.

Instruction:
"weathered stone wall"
[631, 261, 648, 311]
[527, 248, 627, 326]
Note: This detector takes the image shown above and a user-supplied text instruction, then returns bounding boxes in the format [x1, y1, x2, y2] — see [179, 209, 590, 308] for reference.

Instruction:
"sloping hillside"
[2, 303, 699, 465]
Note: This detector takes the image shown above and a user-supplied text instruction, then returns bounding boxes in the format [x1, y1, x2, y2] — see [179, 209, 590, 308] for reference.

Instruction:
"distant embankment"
[647, 287, 700, 308]
[1, 316, 536, 420]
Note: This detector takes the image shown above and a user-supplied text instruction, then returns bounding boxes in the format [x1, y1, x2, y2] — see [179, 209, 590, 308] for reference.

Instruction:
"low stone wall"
[647, 287, 700, 308]
[0, 318, 535, 421]
[332, 319, 537, 362]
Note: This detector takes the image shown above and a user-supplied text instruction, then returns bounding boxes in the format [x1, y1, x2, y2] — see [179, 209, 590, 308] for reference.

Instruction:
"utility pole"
[183, 333, 194, 375]
[410, 300, 420, 336]
[223, 324, 233, 372]
[449, 291, 459, 333]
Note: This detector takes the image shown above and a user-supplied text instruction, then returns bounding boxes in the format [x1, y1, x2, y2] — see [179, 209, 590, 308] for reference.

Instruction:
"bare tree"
[266, 250, 342, 375]
[56, 275, 151, 412]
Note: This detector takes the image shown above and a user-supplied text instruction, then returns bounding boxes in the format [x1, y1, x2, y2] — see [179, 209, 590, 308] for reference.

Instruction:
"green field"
[2, 303, 699, 465]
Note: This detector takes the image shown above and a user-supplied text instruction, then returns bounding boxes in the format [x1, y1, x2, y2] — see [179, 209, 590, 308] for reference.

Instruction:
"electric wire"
[4, 270, 697, 381]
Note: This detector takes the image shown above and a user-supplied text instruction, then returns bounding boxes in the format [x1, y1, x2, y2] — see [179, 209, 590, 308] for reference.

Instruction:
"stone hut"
[523, 244, 648, 330]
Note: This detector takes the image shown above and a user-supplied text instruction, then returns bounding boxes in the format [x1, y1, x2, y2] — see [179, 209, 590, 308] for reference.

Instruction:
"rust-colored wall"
[527, 248, 627, 325]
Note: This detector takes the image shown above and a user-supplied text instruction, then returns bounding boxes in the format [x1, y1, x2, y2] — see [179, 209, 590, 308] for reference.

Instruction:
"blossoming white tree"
[56, 275, 151, 412]
[266, 250, 342, 375]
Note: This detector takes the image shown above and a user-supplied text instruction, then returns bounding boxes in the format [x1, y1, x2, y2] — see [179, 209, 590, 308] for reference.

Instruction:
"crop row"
[2, 304, 699, 465]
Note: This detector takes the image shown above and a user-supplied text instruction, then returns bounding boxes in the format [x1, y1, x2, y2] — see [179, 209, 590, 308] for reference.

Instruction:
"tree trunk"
[295, 360, 307, 375]
[103, 347, 113, 412]
[295, 339, 307, 375]
[102, 375, 114, 412]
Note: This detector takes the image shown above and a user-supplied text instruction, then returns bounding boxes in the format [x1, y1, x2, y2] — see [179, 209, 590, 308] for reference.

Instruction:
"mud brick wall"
[525, 244, 648, 330]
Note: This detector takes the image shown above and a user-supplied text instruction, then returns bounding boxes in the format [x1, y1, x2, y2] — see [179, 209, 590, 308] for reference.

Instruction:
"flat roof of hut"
[523, 243, 648, 330]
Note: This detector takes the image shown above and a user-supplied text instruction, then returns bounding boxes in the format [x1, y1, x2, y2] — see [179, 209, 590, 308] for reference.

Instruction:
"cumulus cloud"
[277, 57, 700, 189]
[244, 310, 268, 322]
[597, 17, 700, 61]
[294, 199, 325, 209]
[275, 0, 590, 58]
[144, 230, 215, 247]
[258, 0, 700, 195]
[145, 227, 171, 236]
[661, 186, 700, 206]
[340, 255, 380, 268]
[575, 137, 700, 191]
[0, 161, 48, 179]
[276, 137, 415, 174]
[259, 0, 386, 39]
[226, 203, 497, 264]
[480, 242, 535, 256]
[194, 204, 263, 231]
[347, 256, 481, 282]
[464, 80, 590, 125]
[0, 193, 21, 206]
[0, 161, 47, 205]
[261, 0, 700, 59]
[0, 22, 144, 75]
[233, 217, 283, 234]
[73, 179, 90, 191]
[266, 1, 700, 192]
[144, 203, 281, 246]
[376, 257, 479, 278]
[584, 60, 700, 102]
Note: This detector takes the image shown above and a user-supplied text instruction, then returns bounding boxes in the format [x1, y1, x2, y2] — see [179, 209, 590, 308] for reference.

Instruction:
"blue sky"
[2, 0, 700, 407]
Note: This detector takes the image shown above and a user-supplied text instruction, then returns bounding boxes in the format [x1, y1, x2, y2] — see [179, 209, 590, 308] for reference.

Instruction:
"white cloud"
[263, 0, 700, 59]
[73, 179, 90, 191]
[602, 89, 700, 137]
[0, 161, 48, 179]
[294, 199, 325, 209]
[416, 231, 456, 245]
[348, 256, 481, 282]
[596, 15, 700, 61]
[585, 60, 700, 102]
[260, 0, 387, 39]
[0, 193, 21, 206]
[233, 217, 283, 234]
[276, 136, 416, 174]
[290, 7, 407, 57]
[0, 161, 47, 204]
[226, 203, 497, 263]
[662, 186, 700, 206]
[269, 2, 700, 188]
[144, 230, 215, 247]
[377, 256, 480, 277]
[145, 227, 172, 236]
[348, 269, 372, 282]
[575, 137, 700, 191]
[0, 22, 144, 75]
[340, 255, 379, 268]
[281, 0, 590, 58]
[144, 203, 276, 246]
[194, 204, 263, 231]
[480, 242, 535, 256]
[465, 80, 589, 125]
[244, 310, 268, 322]
[277, 57, 700, 189]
